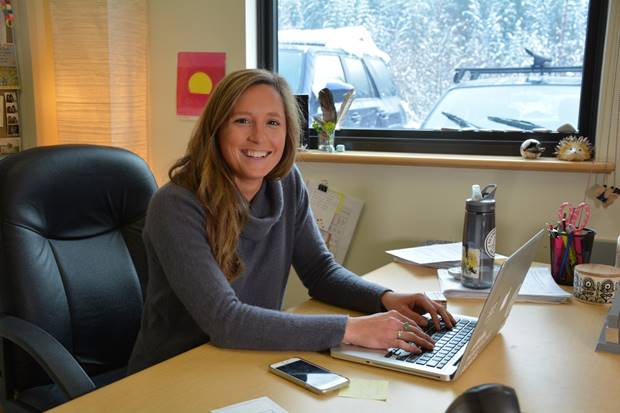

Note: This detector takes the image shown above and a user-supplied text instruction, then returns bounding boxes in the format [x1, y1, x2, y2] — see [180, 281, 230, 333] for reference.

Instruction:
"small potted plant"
[313, 88, 355, 152]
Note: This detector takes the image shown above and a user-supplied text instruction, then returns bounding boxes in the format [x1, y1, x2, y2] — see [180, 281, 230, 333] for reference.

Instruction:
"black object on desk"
[445, 383, 521, 413]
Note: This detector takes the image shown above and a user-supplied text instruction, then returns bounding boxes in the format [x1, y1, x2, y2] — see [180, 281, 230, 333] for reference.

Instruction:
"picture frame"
[0, 137, 19, 154]
[7, 123, 19, 137]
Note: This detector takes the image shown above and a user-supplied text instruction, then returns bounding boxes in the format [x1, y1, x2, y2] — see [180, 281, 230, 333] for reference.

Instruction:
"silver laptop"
[331, 229, 545, 381]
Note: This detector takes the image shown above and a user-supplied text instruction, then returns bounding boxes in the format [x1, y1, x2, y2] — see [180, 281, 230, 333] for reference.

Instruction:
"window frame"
[257, 0, 609, 156]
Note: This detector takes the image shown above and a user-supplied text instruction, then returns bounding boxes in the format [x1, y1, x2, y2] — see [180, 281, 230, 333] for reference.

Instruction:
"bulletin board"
[0, 1, 20, 155]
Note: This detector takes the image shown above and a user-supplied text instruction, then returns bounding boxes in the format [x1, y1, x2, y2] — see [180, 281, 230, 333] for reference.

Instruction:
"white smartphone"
[269, 357, 349, 394]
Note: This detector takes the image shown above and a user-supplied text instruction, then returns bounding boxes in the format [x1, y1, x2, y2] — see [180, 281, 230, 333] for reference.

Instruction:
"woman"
[128, 69, 454, 374]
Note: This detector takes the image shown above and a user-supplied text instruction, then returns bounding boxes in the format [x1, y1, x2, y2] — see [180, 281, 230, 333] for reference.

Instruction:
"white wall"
[148, 0, 248, 184]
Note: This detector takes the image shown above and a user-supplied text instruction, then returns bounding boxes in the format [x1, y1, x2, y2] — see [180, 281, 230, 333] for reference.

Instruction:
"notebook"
[330, 229, 545, 381]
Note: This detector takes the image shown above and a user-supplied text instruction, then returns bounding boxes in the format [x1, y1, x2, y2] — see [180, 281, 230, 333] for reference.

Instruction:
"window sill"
[295, 150, 615, 173]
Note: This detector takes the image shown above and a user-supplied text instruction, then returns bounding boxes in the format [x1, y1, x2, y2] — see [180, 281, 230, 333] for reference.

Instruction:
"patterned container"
[573, 263, 620, 304]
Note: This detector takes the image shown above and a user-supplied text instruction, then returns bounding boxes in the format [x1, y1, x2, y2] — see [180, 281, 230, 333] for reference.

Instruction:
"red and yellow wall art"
[176, 52, 226, 116]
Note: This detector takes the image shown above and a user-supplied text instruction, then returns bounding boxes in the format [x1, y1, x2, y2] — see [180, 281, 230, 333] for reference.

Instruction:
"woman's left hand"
[380, 292, 457, 331]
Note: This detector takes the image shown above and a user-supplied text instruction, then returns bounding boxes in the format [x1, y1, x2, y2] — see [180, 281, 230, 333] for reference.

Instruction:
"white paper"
[437, 266, 571, 303]
[307, 180, 364, 264]
[307, 183, 338, 231]
[0, 44, 16, 67]
[387, 242, 462, 265]
[387, 242, 506, 268]
[211, 396, 288, 413]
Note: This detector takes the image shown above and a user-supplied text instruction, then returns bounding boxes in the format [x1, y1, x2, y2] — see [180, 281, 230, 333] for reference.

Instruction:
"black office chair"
[0, 145, 157, 412]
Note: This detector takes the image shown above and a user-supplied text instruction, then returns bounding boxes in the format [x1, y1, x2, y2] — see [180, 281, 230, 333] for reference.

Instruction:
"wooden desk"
[48, 263, 620, 413]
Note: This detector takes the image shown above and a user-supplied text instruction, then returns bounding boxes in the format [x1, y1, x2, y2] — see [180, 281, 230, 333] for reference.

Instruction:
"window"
[279, 49, 305, 92]
[312, 54, 346, 92]
[341, 56, 374, 98]
[365, 56, 398, 98]
[260, 0, 609, 156]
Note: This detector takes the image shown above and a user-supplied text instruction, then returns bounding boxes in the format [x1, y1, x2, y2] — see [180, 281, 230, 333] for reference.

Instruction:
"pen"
[574, 234, 583, 264]
[558, 232, 574, 282]
[552, 235, 563, 278]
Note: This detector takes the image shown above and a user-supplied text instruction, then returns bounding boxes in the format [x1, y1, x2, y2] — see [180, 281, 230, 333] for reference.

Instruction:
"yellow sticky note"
[338, 378, 389, 401]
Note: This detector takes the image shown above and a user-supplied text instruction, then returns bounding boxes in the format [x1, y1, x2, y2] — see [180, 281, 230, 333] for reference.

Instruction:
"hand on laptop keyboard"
[380, 291, 457, 331]
[385, 318, 476, 369]
[343, 310, 436, 354]
[342, 292, 457, 355]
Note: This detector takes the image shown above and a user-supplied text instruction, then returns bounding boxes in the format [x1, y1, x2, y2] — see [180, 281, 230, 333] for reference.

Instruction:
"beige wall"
[280, 158, 620, 306]
[148, 0, 248, 183]
[298, 163, 618, 272]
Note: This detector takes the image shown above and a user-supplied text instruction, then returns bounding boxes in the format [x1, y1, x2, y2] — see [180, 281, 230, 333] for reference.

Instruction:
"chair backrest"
[0, 144, 157, 390]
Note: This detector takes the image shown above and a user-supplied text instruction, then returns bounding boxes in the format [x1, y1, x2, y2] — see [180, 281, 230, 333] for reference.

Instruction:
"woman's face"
[219, 84, 287, 200]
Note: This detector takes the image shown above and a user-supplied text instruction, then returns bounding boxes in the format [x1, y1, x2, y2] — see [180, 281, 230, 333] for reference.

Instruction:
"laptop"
[331, 229, 545, 381]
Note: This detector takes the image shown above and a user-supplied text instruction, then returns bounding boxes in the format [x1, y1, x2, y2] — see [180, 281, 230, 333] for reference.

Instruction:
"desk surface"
[48, 263, 620, 413]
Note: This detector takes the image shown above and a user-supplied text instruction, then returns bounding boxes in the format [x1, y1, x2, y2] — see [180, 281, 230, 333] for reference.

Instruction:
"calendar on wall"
[306, 180, 364, 265]
[0, 0, 20, 155]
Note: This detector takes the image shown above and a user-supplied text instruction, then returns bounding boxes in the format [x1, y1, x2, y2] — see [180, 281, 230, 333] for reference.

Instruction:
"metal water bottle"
[461, 184, 497, 289]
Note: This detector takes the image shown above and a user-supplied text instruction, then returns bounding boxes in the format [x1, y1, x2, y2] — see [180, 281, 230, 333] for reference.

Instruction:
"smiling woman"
[167, 69, 299, 280]
[126, 68, 455, 375]
[219, 84, 288, 200]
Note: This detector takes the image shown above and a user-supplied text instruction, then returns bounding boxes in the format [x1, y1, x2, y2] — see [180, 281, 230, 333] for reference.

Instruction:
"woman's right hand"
[342, 310, 435, 353]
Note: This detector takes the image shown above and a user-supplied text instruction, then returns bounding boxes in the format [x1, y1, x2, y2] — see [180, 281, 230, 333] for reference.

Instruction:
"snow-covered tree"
[278, 0, 589, 121]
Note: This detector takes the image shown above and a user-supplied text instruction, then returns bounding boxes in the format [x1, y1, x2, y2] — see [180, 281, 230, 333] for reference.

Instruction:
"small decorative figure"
[1, 0, 14, 28]
[590, 184, 620, 208]
[557, 123, 577, 133]
[520, 138, 545, 159]
[554, 135, 593, 161]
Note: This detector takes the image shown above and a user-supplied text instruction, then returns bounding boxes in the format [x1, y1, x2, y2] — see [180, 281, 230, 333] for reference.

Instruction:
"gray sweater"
[127, 166, 388, 373]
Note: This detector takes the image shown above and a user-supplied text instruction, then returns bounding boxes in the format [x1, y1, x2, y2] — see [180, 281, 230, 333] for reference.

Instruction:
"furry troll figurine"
[554, 135, 593, 161]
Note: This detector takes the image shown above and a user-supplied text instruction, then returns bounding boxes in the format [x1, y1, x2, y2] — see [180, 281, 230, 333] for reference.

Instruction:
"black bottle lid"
[466, 184, 496, 213]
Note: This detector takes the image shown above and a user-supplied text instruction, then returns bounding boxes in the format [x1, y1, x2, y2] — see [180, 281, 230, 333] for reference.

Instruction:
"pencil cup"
[549, 228, 596, 286]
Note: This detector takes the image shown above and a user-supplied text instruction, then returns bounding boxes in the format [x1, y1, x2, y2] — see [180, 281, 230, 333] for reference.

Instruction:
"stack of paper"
[437, 266, 571, 303]
[386, 242, 462, 269]
[211, 396, 288, 413]
[386, 242, 506, 269]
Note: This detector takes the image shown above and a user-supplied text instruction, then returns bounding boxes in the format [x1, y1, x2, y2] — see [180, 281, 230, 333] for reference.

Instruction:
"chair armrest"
[0, 315, 95, 399]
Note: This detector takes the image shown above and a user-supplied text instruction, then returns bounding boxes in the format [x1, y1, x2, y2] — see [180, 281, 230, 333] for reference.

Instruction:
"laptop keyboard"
[385, 318, 476, 369]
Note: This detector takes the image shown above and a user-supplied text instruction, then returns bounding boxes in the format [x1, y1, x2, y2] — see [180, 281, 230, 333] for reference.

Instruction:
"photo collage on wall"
[0, 90, 19, 154]
[0, 0, 20, 156]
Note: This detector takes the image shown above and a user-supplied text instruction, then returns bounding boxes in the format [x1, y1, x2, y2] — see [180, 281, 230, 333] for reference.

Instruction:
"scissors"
[557, 201, 590, 233]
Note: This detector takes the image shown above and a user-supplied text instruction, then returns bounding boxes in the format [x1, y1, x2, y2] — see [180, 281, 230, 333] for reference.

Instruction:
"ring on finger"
[403, 321, 414, 332]
[397, 330, 404, 340]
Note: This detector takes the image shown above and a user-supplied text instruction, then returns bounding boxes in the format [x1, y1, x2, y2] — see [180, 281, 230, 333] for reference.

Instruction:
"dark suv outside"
[278, 27, 410, 129]
[421, 57, 582, 132]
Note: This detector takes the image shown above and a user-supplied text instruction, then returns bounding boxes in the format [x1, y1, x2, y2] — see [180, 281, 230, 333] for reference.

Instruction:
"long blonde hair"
[169, 69, 300, 281]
